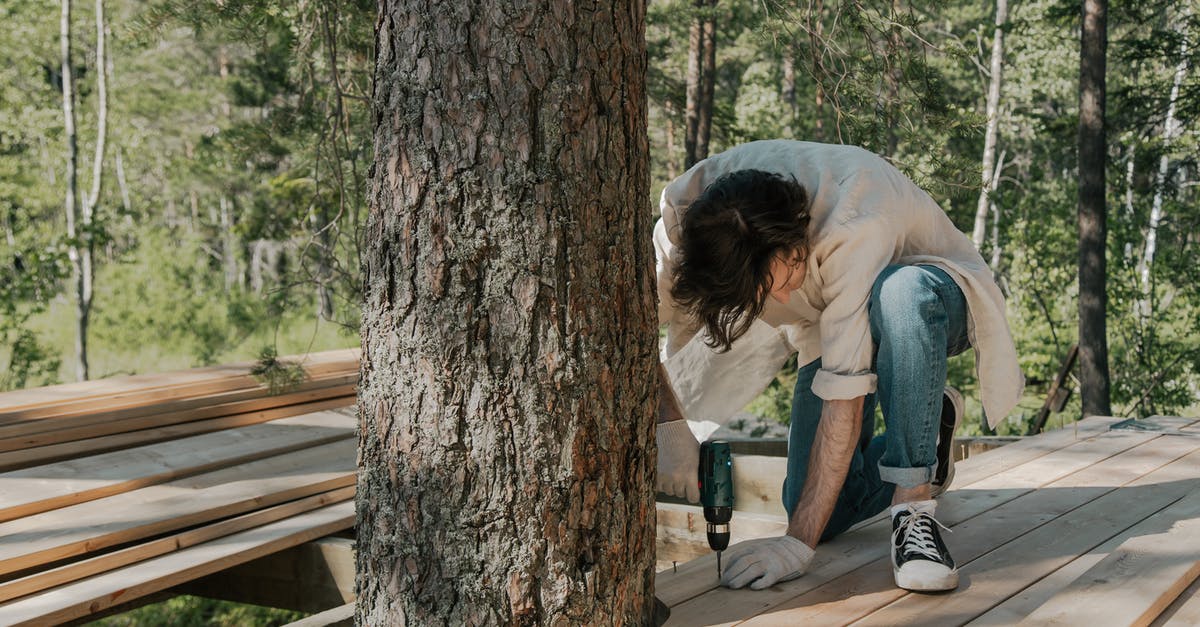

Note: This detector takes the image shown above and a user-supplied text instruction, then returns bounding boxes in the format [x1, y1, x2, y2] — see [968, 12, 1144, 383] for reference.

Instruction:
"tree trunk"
[61, 0, 88, 382]
[883, 0, 904, 157]
[1137, 26, 1189, 321]
[1077, 0, 1112, 417]
[684, 0, 703, 168]
[359, 1, 656, 624]
[696, 1, 717, 161]
[665, 100, 678, 180]
[219, 195, 239, 292]
[972, 0, 1009, 252]
[782, 39, 796, 129]
[808, 0, 826, 141]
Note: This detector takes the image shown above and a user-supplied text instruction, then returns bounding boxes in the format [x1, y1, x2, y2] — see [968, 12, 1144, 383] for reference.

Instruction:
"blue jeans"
[781, 265, 971, 542]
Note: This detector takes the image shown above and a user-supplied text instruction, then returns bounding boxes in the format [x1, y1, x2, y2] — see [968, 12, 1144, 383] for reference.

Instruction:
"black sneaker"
[931, 387, 963, 498]
[891, 501, 959, 591]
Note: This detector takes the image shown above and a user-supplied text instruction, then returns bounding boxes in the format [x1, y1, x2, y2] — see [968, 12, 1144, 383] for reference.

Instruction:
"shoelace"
[893, 511, 952, 562]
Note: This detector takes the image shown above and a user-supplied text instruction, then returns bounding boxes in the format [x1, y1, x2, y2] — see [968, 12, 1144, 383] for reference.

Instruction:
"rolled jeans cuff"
[878, 461, 937, 489]
[811, 369, 877, 400]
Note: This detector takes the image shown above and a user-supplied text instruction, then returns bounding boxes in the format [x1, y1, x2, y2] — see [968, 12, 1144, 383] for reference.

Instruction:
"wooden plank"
[656, 416, 1126, 614]
[180, 537, 355, 613]
[0, 381, 356, 454]
[0, 371, 356, 445]
[286, 603, 355, 627]
[0, 411, 354, 522]
[0, 439, 356, 578]
[735, 430, 1200, 626]
[1156, 573, 1200, 626]
[657, 503, 787, 569]
[1017, 488, 1200, 627]
[0, 501, 355, 626]
[0, 487, 355, 604]
[828, 444, 1200, 626]
[0, 348, 358, 420]
[0, 397, 354, 473]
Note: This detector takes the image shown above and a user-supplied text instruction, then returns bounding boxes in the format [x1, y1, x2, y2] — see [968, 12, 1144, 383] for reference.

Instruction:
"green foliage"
[85, 595, 305, 627]
[250, 346, 308, 395]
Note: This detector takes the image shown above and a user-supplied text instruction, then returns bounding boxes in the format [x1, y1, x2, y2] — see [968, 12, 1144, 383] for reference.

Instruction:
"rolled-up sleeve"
[810, 218, 895, 401]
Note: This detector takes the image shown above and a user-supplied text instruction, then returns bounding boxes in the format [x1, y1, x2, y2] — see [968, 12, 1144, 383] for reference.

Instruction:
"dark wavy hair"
[670, 169, 811, 352]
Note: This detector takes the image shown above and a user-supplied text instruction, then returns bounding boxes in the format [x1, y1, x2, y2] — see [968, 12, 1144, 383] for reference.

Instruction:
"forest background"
[3, 0, 1199, 442]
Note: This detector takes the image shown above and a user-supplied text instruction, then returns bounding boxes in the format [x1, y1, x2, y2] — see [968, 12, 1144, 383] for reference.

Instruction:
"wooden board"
[0, 439, 356, 578]
[181, 536, 355, 613]
[0, 348, 358, 421]
[657, 503, 787, 569]
[286, 603, 355, 627]
[0, 501, 355, 626]
[652, 415, 1118, 610]
[742, 430, 1200, 626]
[657, 416, 1130, 618]
[0, 372, 356, 446]
[837, 443, 1200, 626]
[0, 411, 354, 522]
[1017, 487, 1200, 627]
[0, 398, 354, 473]
[0, 487, 355, 604]
[1156, 574, 1200, 626]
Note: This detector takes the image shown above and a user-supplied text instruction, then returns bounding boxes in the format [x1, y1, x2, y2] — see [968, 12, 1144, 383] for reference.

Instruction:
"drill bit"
[717, 550, 722, 579]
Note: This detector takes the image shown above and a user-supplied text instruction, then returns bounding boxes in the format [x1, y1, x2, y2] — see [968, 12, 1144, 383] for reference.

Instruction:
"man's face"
[767, 250, 807, 304]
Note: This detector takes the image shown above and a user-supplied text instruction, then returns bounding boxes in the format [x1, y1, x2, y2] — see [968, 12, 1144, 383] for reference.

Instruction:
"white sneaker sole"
[895, 561, 960, 592]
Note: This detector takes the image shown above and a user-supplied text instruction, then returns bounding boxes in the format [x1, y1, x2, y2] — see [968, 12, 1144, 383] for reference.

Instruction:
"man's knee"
[869, 265, 943, 334]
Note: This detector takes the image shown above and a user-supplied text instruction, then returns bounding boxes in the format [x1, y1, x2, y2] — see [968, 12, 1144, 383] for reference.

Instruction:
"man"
[654, 140, 1023, 592]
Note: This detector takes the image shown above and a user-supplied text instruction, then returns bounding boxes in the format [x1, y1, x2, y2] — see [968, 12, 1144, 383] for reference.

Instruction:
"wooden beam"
[0, 373, 356, 446]
[180, 537, 355, 613]
[0, 501, 355, 626]
[285, 602, 354, 627]
[656, 502, 787, 569]
[1018, 487, 1200, 627]
[0, 398, 355, 473]
[0, 439, 356, 578]
[0, 487, 355, 603]
[0, 348, 358, 421]
[0, 411, 354, 522]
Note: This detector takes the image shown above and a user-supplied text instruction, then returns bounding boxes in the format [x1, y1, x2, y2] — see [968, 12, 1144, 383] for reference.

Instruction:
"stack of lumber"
[0, 349, 358, 472]
[655, 414, 1200, 626]
[0, 350, 359, 625]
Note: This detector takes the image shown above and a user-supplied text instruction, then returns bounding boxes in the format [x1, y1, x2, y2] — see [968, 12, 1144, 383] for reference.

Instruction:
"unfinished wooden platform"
[655, 414, 1200, 626]
[0, 350, 359, 626]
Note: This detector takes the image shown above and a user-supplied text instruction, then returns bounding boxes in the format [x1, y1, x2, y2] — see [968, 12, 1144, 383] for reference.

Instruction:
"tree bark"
[684, 0, 704, 168]
[1137, 23, 1189, 321]
[782, 39, 796, 126]
[359, 1, 656, 624]
[61, 0, 88, 382]
[695, 1, 717, 161]
[972, 0, 1009, 252]
[1077, 0, 1112, 417]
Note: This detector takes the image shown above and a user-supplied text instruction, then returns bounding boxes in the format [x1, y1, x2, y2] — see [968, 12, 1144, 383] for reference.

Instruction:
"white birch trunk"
[1137, 31, 1189, 320]
[973, 0, 1009, 251]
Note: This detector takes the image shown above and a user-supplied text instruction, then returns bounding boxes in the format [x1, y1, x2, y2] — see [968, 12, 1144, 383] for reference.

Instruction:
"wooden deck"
[0, 351, 359, 626]
[655, 414, 1200, 626]
[2, 354, 1197, 626]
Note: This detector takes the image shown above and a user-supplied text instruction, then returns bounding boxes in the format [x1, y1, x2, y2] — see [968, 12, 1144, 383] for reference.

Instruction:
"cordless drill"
[698, 440, 734, 578]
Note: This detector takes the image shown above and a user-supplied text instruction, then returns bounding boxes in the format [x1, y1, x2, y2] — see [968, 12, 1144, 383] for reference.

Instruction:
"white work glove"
[656, 419, 700, 503]
[720, 535, 815, 590]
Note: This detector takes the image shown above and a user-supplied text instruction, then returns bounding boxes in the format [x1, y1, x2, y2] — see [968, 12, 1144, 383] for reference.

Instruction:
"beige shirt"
[656, 140, 1024, 429]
